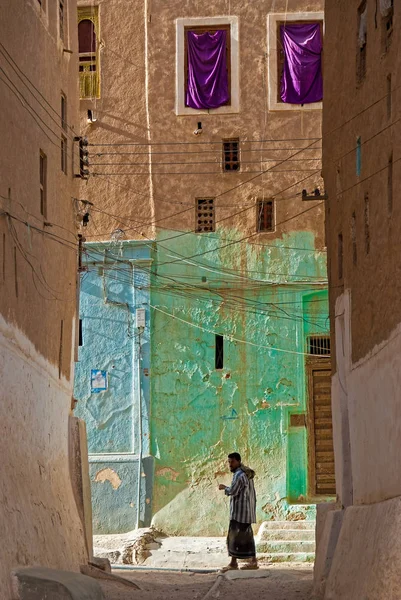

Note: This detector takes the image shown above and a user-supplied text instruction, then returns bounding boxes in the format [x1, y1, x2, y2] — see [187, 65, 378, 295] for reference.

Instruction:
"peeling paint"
[94, 468, 122, 490]
[156, 468, 180, 482]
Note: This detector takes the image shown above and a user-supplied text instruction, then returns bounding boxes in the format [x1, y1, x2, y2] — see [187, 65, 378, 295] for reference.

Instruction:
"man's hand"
[218, 484, 226, 491]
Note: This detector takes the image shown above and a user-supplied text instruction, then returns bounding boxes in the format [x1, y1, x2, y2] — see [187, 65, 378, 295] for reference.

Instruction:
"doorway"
[306, 340, 336, 497]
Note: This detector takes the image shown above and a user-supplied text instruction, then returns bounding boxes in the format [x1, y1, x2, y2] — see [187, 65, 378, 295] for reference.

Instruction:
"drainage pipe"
[135, 329, 143, 530]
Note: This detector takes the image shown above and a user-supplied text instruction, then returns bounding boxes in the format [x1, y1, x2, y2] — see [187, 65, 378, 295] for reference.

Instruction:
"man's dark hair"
[228, 452, 241, 462]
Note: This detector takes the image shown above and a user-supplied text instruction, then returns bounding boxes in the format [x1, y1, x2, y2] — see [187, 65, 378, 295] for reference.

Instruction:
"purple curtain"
[186, 30, 229, 110]
[280, 23, 323, 104]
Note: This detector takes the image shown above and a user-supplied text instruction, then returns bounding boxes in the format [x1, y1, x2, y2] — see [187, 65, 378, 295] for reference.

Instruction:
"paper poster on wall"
[91, 370, 107, 393]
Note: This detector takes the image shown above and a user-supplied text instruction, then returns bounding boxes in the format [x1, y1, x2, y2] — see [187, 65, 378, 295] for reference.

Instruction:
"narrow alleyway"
[99, 566, 313, 600]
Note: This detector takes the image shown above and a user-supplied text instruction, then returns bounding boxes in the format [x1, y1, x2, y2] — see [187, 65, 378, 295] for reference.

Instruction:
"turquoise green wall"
[150, 229, 329, 536]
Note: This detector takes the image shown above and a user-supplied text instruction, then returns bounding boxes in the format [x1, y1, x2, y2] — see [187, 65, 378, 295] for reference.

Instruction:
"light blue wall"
[74, 242, 153, 533]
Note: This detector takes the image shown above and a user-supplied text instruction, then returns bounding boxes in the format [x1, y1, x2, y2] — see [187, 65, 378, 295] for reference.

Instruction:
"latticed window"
[78, 7, 100, 99]
[59, 0, 65, 41]
[357, 2, 367, 85]
[308, 336, 331, 356]
[381, 0, 394, 53]
[222, 138, 240, 171]
[61, 135, 68, 174]
[39, 151, 47, 217]
[61, 93, 67, 131]
[257, 200, 274, 232]
[196, 198, 215, 233]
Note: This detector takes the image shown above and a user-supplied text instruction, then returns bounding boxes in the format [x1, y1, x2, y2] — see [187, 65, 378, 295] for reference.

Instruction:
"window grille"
[78, 7, 100, 99]
[39, 151, 47, 217]
[223, 139, 240, 171]
[308, 336, 331, 356]
[257, 200, 274, 232]
[196, 198, 215, 233]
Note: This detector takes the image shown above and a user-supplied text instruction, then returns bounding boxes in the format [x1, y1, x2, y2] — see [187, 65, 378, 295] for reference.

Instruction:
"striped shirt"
[225, 468, 256, 524]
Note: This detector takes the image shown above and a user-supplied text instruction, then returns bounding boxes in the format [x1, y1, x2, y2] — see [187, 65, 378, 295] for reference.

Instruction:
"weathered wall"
[322, 0, 401, 518]
[75, 0, 329, 535]
[316, 1, 401, 596]
[74, 242, 153, 533]
[0, 317, 88, 599]
[150, 229, 329, 535]
[323, 0, 401, 369]
[0, 0, 88, 596]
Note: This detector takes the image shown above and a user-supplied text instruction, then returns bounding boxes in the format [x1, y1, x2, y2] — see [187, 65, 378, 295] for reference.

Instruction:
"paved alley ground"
[99, 565, 314, 600]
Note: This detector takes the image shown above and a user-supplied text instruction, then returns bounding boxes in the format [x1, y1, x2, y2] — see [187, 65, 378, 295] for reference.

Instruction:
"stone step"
[256, 540, 315, 554]
[257, 528, 315, 542]
[258, 520, 315, 532]
[258, 552, 315, 564]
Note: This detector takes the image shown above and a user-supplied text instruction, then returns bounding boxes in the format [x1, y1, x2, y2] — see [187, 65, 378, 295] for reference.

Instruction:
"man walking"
[218, 452, 258, 571]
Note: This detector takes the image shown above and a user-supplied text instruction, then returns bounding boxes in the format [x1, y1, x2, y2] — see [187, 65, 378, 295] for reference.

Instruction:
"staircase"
[256, 521, 315, 563]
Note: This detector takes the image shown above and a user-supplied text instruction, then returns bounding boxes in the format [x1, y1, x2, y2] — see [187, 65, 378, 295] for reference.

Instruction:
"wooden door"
[307, 360, 336, 496]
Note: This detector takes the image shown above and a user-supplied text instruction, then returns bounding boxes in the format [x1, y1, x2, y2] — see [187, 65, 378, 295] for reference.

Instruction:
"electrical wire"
[92, 169, 320, 175]
[88, 137, 322, 147]
[149, 303, 327, 357]
[0, 42, 78, 138]
[84, 263, 329, 331]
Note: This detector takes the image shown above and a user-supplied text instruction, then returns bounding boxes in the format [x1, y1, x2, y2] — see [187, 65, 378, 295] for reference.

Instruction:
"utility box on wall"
[136, 308, 146, 329]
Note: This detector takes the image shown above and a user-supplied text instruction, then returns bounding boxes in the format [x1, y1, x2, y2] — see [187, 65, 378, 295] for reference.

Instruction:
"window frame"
[276, 20, 324, 105]
[267, 12, 324, 111]
[184, 24, 231, 108]
[308, 336, 331, 356]
[39, 150, 47, 218]
[257, 199, 275, 233]
[61, 92, 67, 131]
[59, 0, 66, 42]
[215, 334, 224, 370]
[176, 16, 239, 116]
[356, 1, 367, 86]
[78, 6, 100, 100]
[195, 197, 215, 233]
[222, 138, 240, 172]
[61, 135, 68, 175]
[381, 1, 394, 54]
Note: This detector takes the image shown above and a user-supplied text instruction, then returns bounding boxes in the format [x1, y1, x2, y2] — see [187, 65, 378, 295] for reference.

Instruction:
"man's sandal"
[221, 564, 239, 572]
[240, 563, 259, 570]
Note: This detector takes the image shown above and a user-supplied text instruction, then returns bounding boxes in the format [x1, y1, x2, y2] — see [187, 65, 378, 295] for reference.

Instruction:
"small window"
[59, 0, 65, 41]
[257, 200, 274, 233]
[196, 198, 215, 233]
[356, 137, 362, 176]
[79, 319, 83, 347]
[387, 74, 392, 119]
[278, 21, 323, 104]
[215, 334, 224, 369]
[78, 7, 100, 99]
[357, 2, 367, 85]
[61, 93, 67, 131]
[61, 135, 67, 174]
[184, 24, 231, 109]
[223, 138, 240, 171]
[308, 336, 331, 356]
[39, 151, 47, 217]
[338, 233, 343, 280]
[388, 153, 393, 215]
[351, 212, 357, 266]
[364, 193, 370, 255]
[381, 0, 394, 53]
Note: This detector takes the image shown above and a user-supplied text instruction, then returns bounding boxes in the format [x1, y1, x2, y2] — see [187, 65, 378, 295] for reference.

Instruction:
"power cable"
[149, 303, 327, 357]
[84, 263, 329, 331]
[88, 137, 321, 147]
[92, 169, 320, 176]
[0, 42, 78, 138]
